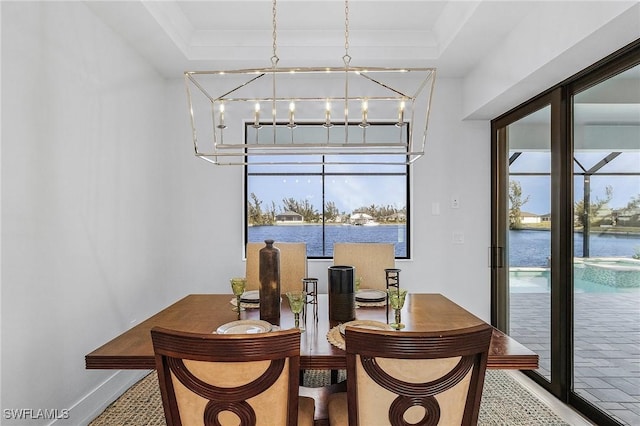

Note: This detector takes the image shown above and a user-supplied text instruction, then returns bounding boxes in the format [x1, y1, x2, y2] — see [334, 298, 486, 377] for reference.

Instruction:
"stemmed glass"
[387, 289, 408, 329]
[230, 277, 247, 313]
[355, 276, 363, 293]
[286, 291, 307, 331]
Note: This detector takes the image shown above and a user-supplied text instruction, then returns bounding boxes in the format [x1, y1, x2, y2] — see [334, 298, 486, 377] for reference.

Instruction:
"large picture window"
[245, 122, 410, 258]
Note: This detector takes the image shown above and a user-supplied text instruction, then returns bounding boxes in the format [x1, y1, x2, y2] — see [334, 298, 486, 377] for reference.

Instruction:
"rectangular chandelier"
[185, 66, 436, 165]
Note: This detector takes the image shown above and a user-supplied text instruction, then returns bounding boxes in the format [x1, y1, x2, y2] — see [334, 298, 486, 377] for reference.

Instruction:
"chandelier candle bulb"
[324, 101, 333, 128]
[288, 101, 296, 127]
[398, 100, 405, 124]
[217, 103, 226, 129]
[253, 103, 261, 128]
[360, 99, 370, 128]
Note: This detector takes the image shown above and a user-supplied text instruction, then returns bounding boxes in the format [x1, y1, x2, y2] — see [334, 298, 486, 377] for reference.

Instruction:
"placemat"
[327, 320, 393, 350]
[356, 300, 386, 308]
[229, 298, 260, 309]
[327, 325, 346, 350]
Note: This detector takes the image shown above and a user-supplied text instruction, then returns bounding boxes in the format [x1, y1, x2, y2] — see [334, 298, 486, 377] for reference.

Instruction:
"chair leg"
[330, 370, 339, 384]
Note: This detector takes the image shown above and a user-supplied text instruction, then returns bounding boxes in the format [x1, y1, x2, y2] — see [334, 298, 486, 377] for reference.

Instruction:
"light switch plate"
[452, 232, 464, 244]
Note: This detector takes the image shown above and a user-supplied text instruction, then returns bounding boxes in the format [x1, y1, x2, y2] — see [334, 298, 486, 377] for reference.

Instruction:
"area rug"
[90, 370, 569, 425]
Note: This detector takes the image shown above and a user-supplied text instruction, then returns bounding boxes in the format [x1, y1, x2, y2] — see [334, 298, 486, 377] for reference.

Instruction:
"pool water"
[510, 263, 640, 294]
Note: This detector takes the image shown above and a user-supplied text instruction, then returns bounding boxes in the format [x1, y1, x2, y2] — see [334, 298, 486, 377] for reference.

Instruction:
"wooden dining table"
[85, 293, 538, 371]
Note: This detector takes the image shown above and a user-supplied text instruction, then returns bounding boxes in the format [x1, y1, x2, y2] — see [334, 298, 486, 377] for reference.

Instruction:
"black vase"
[328, 265, 356, 322]
[259, 239, 280, 325]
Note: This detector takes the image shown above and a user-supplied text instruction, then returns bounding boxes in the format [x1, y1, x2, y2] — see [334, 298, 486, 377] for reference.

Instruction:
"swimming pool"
[510, 258, 640, 293]
[575, 257, 640, 288]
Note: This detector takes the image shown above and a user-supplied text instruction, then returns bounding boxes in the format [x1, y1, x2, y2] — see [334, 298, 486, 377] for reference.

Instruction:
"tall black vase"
[259, 239, 280, 325]
[328, 265, 356, 322]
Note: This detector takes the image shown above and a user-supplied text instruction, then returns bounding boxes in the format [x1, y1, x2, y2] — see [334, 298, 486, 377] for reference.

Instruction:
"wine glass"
[387, 289, 407, 329]
[230, 277, 247, 313]
[286, 291, 307, 331]
[355, 276, 363, 293]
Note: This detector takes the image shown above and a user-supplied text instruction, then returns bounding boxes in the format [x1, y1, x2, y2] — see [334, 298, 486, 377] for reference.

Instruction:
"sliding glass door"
[570, 63, 640, 426]
[501, 104, 554, 382]
[492, 42, 639, 426]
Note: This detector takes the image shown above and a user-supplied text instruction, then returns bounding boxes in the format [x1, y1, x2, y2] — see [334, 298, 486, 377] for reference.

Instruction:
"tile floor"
[509, 274, 640, 425]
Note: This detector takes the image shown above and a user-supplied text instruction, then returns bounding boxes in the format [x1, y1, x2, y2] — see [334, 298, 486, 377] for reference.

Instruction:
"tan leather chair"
[333, 243, 395, 290]
[151, 327, 315, 426]
[327, 324, 493, 426]
[246, 242, 308, 294]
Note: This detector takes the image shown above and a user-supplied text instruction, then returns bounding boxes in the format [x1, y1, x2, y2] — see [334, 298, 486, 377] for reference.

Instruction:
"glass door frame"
[491, 88, 570, 401]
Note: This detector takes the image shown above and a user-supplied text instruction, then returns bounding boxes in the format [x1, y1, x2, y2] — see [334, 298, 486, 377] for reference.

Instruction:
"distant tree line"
[247, 193, 406, 226]
[509, 180, 640, 229]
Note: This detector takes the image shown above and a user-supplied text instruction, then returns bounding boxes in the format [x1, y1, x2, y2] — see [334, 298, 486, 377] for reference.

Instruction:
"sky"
[510, 151, 639, 214]
[248, 174, 406, 214]
[515, 176, 639, 215]
[247, 151, 639, 216]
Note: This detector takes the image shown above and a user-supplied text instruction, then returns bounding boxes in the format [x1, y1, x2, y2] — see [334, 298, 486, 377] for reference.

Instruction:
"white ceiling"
[85, 0, 639, 121]
[86, 0, 539, 78]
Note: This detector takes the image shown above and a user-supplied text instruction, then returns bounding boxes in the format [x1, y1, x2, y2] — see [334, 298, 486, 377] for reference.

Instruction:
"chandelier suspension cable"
[270, 0, 279, 140]
[343, 0, 351, 135]
[271, 0, 279, 67]
[343, 0, 351, 65]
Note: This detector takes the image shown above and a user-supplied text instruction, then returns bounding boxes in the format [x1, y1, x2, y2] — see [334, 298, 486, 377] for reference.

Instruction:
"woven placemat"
[356, 300, 386, 308]
[327, 320, 394, 350]
[327, 325, 346, 350]
[229, 298, 259, 309]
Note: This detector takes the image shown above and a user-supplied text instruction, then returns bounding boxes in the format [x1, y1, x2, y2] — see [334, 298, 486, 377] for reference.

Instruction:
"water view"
[249, 225, 639, 262]
[509, 229, 639, 266]
[248, 224, 407, 257]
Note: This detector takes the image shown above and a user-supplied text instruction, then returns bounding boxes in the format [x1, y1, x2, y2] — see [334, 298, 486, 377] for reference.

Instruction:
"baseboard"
[49, 370, 150, 426]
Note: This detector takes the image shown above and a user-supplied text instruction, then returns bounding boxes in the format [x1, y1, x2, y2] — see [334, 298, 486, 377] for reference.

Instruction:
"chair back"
[343, 324, 493, 426]
[333, 243, 395, 290]
[245, 242, 307, 293]
[151, 327, 302, 426]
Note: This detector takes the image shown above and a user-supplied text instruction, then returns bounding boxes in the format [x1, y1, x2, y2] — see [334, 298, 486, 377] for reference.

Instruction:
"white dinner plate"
[339, 320, 393, 335]
[216, 319, 272, 334]
[355, 289, 387, 302]
[240, 290, 260, 303]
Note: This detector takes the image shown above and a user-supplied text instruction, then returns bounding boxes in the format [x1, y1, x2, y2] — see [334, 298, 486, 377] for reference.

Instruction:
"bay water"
[248, 225, 640, 266]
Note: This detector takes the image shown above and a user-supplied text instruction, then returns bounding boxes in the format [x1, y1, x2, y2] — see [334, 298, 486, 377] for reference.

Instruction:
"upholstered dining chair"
[151, 327, 315, 426]
[246, 242, 308, 294]
[327, 324, 493, 426]
[333, 242, 395, 290]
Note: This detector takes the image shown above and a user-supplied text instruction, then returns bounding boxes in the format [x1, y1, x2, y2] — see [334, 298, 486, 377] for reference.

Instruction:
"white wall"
[1, 2, 173, 424]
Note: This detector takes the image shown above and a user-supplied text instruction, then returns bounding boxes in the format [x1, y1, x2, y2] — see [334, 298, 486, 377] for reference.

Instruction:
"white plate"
[216, 320, 272, 334]
[339, 320, 393, 335]
[240, 290, 260, 303]
[355, 289, 387, 302]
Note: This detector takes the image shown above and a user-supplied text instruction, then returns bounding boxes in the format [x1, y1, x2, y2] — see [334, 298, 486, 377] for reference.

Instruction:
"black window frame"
[244, 121, 412, 259]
